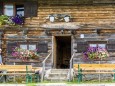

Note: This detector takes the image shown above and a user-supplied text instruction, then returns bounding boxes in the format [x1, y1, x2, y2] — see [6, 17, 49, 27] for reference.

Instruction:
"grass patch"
[66, 79, 115, 84]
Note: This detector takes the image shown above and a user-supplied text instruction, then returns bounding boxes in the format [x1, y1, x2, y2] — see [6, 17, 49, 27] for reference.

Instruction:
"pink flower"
[12, 47, 39, 61]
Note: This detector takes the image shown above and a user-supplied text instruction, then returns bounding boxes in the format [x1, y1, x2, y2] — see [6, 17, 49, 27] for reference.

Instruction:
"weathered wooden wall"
[73, 36, 115, 64]
[25, 5, 115, 28]
[1, 0, 115, 68]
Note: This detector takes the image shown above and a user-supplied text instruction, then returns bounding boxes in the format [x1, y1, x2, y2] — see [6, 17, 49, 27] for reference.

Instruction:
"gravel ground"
[36, 83, 115, 86]
[0, 84, 25, 86]
[0, 83, 115, 86]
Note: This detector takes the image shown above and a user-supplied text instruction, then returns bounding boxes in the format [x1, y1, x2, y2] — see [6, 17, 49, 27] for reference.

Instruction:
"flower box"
[83, 47, 109, 61]
[12, 47, 39, 61]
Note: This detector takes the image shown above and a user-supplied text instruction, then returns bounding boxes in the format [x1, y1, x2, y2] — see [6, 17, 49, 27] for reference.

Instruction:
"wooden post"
[113, 70, 115, 81]
[78, 64, 80, 83]
[51, 36, 53, 68]
[13, 62, 16, 83]
[26, 65, 28, 84]
[1, 31, 7, 64]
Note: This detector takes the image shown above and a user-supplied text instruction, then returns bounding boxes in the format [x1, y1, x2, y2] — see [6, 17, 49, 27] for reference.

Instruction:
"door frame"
[52, 35, 72, 68]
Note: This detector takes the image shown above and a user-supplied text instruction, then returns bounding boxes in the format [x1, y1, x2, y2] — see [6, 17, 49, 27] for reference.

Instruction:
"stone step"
[49, 73, 67, 75]
[47, 76, 67, 79]
[47, 78, 68, 81]
[49, 72, 68, 74]
[45, 69, 69, 82]
[48, 76, 67, 79]
[50, 69, 69, 73]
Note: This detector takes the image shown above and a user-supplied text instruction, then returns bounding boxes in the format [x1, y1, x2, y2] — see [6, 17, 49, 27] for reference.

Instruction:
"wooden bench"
[0, 65, 33, 72]
[74, 64, 115, 72]
[0, 65, 42, 83]
[0, 65, 42, 74]
[73, 64, 115, 82]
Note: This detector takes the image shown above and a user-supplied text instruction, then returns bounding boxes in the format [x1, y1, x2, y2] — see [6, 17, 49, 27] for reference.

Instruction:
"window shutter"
[107, 40, 115, 52]
[24, 1, 38, 17]
[7, 42, 17, 54]
[77, 42, 88, 53]
[37, 43, 48, 53]
[0, 2, 3, 15]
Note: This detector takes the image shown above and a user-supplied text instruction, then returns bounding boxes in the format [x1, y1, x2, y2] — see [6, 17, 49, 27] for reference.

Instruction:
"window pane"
[20, 45, 27, 49]
[29, 45, 36, 50]
[16, 5, 24, 16]
[7, 42, 17, 54]
[17, 11, 24, 16]
[98, 44, 106, 48]
[38, 43, 48, 53]
[77, 42, 88, 53]
[89, 44, 97, 47]
[4, 4, 14, 16]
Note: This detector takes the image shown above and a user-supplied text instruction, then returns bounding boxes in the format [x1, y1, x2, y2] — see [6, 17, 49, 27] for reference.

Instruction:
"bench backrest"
[74, 64, 115, 70]
[0, 65, 32, 72]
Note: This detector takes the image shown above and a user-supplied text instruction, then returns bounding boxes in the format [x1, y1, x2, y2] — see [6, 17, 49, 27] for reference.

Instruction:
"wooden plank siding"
[1, 0, 115, 69]
[25, 5, 115, 28]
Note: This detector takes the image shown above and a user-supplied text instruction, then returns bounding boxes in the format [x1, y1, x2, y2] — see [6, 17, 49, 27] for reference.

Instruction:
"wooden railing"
[41, 52, 52, 81]
[69, 52, 75, 81]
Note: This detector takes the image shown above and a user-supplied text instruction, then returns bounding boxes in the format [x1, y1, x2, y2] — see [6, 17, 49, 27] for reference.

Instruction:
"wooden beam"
[28, 30, 44, 34]
[1, 28, 115, 35]
[1, 38, 51, 41]
[100, 29, 115, 33]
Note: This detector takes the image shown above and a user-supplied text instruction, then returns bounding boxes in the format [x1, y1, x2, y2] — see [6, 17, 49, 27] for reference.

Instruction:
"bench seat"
[0, 65, 33, 72]
[74, 64, 115, 71]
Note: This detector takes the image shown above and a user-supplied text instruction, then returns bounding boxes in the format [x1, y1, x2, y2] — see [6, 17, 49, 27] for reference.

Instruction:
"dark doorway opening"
[55, 36, 71, 69]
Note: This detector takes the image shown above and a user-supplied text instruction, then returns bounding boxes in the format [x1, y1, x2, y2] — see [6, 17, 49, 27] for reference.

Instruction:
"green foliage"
[0, 15, 9, 25]
[0, 15, 24, 26]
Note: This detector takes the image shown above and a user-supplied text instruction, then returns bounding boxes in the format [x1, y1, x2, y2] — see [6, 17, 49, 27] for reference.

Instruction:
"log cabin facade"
[0, 0, 115, 69]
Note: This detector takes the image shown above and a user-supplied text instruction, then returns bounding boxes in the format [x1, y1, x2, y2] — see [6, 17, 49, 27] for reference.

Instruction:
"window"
[77, 42, 88, 53]
[16, 5, 24, 16]
[4, 4, 24, 16]
[89, 43, 106, 48]
[20, 44, 27, 49]
[20, 44, 36, 50]
[107, 39, 115, 52]
[88, 41, 107, 49]
[7, 42, 17, 54]
[38, 43, 48, 53]
[98, 44, 106, 48]
[89, 44, 96, 47]
[4, 4, 14, 16]
[29, 44, 36, 50]
[2, 2, 38, 17]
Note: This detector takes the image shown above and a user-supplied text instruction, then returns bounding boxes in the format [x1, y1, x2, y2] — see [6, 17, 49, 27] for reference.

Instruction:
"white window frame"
[89, 43, 106, 48]
[4, 3, 24, 16]
[4, 4, 14, 16]
[20, 44, 36, 50]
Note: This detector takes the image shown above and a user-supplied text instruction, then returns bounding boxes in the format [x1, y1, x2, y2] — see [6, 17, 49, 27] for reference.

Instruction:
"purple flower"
[11, 15, 24, 25]
[83, 46, 109, 61]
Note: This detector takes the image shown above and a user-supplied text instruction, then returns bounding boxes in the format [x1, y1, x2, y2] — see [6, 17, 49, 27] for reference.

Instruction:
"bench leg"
[113, 70, 115, 81]
[3, 75, 7, 83]
[78, 69, 82, 83]
[34, 74, 40, 82]
[26, 74, 32, 83]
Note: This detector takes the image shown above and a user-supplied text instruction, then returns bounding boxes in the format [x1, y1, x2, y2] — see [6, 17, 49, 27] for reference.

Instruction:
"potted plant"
[0, 14, 24, 26]
[11, 15, 24, 25]
[83, 47, 109, 61]
[12, 47, 39, 61]
[0, 15, 9, 25]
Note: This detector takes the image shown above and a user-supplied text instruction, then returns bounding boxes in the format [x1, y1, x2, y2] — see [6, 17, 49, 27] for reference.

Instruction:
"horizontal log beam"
[100, 29, 115, 33]
[1, 28, 115, 35]
[1, 38, 51, 41]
